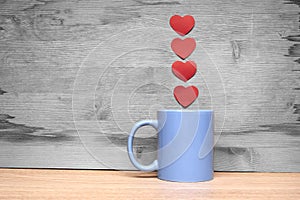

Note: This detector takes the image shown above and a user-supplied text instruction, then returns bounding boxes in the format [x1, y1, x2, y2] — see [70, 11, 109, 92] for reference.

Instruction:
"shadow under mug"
[127, 110, 214, 182]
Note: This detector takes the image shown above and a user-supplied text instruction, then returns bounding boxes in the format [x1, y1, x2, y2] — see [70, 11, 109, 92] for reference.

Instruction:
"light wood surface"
[0, 0, 299, 171]
[0, 169, 299, 200]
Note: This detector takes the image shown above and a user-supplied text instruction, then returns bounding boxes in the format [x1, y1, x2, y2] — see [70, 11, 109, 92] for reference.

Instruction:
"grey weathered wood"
[0, 0, 299, 171]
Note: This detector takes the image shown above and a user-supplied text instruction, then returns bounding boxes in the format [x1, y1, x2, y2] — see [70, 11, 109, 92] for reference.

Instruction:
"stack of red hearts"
[170, 15, 198, 108]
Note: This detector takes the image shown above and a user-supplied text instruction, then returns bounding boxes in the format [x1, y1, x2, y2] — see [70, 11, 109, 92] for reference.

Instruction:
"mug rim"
[158, 109, 213, 112]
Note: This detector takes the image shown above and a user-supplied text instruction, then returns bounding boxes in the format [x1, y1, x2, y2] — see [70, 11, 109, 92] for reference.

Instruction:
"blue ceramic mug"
[127, 110, 214, 182]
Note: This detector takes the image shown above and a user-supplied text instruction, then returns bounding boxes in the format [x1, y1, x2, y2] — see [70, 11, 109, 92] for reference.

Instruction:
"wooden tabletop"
[0, 169, 299, 199]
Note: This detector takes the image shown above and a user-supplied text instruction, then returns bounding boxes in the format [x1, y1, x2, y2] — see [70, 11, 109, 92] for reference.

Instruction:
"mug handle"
[127, 120, 159, 171]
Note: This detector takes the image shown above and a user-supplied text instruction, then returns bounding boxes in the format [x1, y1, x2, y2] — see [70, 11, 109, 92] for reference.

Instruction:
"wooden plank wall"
[0, 0, 299, 172]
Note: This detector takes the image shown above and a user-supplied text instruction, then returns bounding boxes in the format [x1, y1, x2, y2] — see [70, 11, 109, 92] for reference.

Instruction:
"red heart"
[171, 38, 196, 59]
[170, 15, 195, 36]
[172, 61, 197, 82]
[173, 86, 199, 108]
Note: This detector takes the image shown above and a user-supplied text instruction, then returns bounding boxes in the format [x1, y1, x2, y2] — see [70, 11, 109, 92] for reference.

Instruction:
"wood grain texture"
[0, 169, 299, 200]
[0, 0, 299, 171]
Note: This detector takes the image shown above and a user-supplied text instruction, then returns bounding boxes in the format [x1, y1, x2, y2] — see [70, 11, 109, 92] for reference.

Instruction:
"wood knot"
[135, 146, 144, 159]
[231, 40, 241, 60]
[0, 88, 7, 95]
[133, 0, 180, 5]
[229, 147, 247, 155]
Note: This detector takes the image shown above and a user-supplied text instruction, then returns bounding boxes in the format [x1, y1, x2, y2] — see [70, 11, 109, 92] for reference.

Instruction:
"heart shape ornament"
[172, 61, 197, 82]
[173, 86, 199, 108]
[171, 38, 196, 60]
[170, 15, 195, 36]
